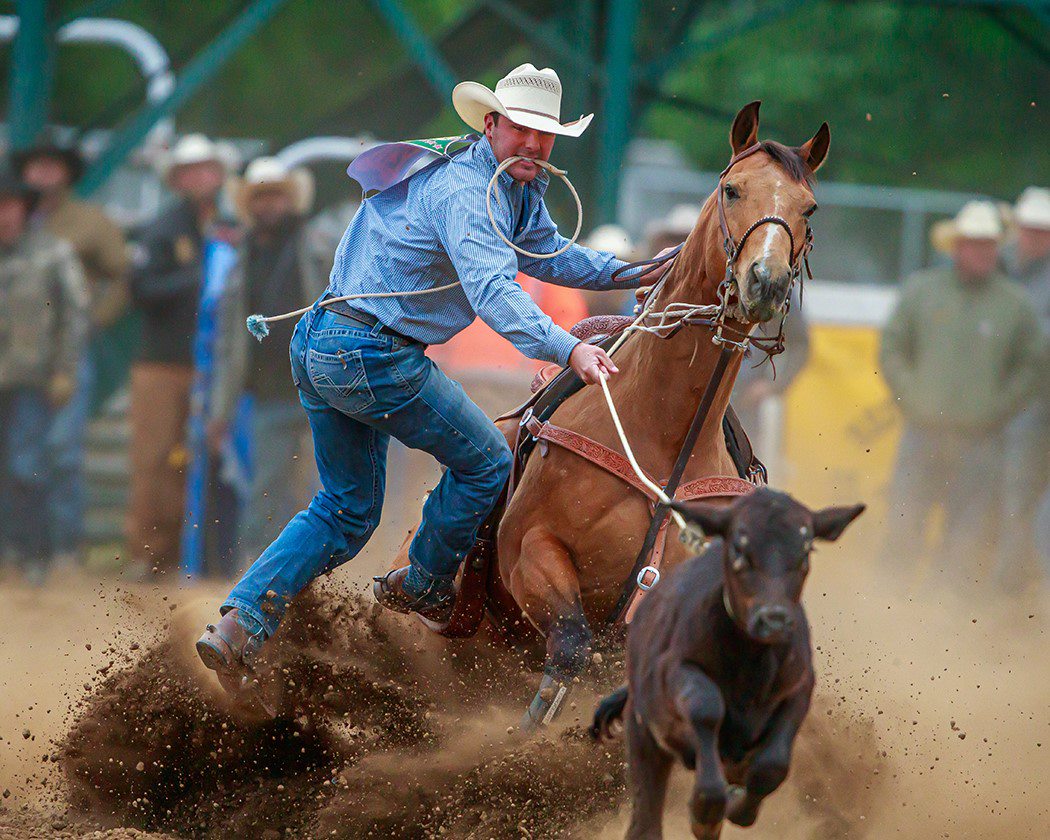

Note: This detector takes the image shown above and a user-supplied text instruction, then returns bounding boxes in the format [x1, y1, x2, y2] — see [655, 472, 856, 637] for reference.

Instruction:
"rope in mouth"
[485, 155, 583, 259]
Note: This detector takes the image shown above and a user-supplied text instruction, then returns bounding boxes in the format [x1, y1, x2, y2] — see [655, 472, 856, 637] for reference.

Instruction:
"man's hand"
[48, 372, 76, 407]
[570, 342, 619, 385]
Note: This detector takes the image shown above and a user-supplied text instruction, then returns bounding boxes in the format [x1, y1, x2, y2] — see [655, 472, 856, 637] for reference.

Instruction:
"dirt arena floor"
[2, 518, 1046, 839]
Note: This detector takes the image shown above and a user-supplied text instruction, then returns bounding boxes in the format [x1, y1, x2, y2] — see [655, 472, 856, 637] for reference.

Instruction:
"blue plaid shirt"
[328, 136, 634, 366]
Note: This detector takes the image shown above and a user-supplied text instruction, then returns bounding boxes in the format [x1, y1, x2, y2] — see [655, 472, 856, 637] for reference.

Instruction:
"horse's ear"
[811, 503, 865, 542]
[730, 101, 761, 155]
[798, 122, 831, 174]
[672, 501, 731, 538]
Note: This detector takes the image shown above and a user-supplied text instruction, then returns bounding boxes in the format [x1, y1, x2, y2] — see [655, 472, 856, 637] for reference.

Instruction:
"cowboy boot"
[372, 565, 455, 624]
[196, 608, 268, 696]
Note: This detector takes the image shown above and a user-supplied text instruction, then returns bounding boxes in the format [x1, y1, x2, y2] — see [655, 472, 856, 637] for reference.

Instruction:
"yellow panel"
[781, 324, 901, 515]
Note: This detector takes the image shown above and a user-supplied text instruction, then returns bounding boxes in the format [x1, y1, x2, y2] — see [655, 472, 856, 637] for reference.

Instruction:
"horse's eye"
[723, 184, 739, 201]
[803, 203, 818, 218]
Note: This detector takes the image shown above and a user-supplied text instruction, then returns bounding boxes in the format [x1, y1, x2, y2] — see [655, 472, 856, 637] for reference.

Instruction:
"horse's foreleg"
[673, 663, 728, 840]
[510, 529, 593, 731]
[726, 685, 812, 828]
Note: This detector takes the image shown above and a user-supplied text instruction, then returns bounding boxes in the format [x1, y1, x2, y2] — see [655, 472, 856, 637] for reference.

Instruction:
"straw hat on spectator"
[157, 133, 235, 182]
[583, 224, 635, 260]
[453, 63, 593, 137]
[930, 200, 1005, 255]
[1014, 187, 1050, 231]
[233, 156, 314, 222]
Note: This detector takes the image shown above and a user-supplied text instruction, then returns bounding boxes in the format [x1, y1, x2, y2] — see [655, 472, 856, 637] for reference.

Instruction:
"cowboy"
[208, 157, 328, 565]
[126, 134, 236, 577]
[14, 135, 129, 569]
[0, 166, 89, 584]
[998, 187, 1050, 590]
[879, 201, 1042, 589]
[196, 63, 660, 688]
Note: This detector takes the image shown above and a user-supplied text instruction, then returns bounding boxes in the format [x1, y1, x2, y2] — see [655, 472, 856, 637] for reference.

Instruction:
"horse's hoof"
[520, 674, 571, 731]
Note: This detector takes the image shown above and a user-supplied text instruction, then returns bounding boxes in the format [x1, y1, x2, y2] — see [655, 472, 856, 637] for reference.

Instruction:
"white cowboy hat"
[157, 133, 234, 180]
[1014, 186, 1050, 231]
[583, 223, 635, 259]
[930, 200, 1005, 254]
[233, 156, 314, 220]
[453, 63, 593, 138]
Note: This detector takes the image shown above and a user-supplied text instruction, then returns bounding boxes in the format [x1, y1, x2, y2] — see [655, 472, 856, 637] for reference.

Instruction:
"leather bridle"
[603, 143, 817, 626]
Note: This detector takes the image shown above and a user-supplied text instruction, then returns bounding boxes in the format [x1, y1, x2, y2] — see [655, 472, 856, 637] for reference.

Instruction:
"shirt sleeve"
[878, 278, 918, 403]
[52, 240, 90, 376]
[88, 208, 130, 329]
[433, 185, 579, 367]
[516, 199, 632, 289]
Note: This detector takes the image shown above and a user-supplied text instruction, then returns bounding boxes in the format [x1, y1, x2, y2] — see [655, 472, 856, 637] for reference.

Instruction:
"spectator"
[646, 204, 702, 255]
[126, 134, 233, 576]
[0, 167, 89, 585]
[998, 187, 1050, 591]
[209, 157, 327, 564]
[879, 201, 1041, 589]
[14, 137, 128, 569]
[579, 224, 635, 316]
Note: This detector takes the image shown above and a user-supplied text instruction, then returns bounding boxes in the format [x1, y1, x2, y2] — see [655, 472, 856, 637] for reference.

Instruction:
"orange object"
[428, 273, 587, 375]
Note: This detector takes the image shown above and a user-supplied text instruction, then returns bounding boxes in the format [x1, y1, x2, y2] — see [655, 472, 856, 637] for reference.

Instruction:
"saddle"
[433, 316, 766, 640]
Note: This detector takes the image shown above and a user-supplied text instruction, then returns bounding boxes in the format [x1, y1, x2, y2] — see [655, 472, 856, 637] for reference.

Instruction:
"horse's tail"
[590, 684, 629, 741]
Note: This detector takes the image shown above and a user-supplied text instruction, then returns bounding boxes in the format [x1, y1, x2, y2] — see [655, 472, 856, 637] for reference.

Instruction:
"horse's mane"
[757, 140, 814, 186]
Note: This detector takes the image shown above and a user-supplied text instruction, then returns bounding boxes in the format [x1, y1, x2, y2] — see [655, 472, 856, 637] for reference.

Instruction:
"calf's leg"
[625, 708, 673, 840]
[726, 689, 811, 827]
[673, 664, 728, 840]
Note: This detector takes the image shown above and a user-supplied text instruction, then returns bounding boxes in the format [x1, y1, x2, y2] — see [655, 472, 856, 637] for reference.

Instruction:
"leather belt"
[322, 299, 422, 345]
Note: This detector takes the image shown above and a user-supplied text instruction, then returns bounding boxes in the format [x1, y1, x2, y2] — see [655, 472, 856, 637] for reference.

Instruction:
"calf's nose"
[752, 605, 793, 639]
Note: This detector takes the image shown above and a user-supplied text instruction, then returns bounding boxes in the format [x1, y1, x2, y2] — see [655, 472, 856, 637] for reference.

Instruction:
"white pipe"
[275, 136, 381, 168]
[0, 15, 175, 143]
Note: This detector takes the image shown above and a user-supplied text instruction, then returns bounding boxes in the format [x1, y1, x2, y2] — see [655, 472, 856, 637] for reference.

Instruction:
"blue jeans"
[0, 388, 53, 566]
[223, 305, 513, 636]
[238, 397, 317, 562]
[47, 355, 94, 554]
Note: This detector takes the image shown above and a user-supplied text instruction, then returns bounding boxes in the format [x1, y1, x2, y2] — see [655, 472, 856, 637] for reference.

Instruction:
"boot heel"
[196, 632, 232, 672]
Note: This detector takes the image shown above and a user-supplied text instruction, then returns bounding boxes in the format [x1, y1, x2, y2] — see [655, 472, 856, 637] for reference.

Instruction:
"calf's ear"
[811, 503, 866, 542]
[672, 501, 731, 538]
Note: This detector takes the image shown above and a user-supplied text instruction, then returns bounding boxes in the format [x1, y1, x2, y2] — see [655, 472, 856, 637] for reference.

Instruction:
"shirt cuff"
[548, 327, 581, 368]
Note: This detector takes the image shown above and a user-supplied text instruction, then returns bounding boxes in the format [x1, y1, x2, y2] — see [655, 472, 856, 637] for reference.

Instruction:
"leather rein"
[602, 142, 816, 626]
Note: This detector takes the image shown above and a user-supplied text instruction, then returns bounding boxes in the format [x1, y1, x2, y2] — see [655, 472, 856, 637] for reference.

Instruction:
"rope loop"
[485, 156, 583, 260]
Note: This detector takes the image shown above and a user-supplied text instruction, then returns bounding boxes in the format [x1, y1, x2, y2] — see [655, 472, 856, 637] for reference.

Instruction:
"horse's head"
[674, 489, 864, 644]
[707, 101, 830, 324]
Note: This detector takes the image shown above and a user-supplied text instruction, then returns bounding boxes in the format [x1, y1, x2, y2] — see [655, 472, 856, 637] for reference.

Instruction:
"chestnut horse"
[400, 102, 830, 727]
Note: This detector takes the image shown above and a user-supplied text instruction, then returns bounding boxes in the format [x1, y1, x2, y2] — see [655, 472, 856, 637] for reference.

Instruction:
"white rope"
[246, 281, 464, 339]
[596, 372, 689, 533]
[247, 156, 581, 340]
[485, 155, 583, 259]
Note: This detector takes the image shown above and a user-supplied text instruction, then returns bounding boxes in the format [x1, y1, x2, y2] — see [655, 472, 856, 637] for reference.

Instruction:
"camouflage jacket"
[0, 229, 89, 388]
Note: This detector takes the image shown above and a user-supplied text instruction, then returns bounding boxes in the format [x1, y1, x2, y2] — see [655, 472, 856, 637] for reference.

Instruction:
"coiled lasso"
[245, 155, 583, 341]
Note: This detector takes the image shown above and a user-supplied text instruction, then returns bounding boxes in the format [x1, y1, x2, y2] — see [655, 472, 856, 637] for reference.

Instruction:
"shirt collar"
[473, 136, 550, 199]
